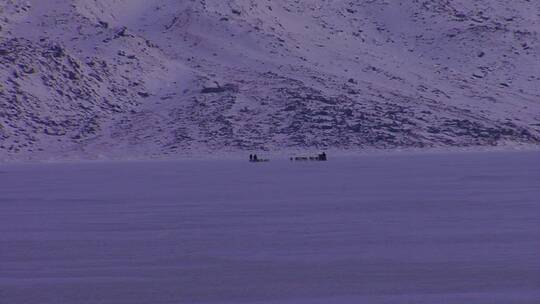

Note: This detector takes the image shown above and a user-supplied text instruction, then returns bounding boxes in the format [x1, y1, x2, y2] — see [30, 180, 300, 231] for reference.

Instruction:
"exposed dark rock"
[201, 83, 239, 94]
[98, 20, 109, 29]
[50, 45, 65, 58]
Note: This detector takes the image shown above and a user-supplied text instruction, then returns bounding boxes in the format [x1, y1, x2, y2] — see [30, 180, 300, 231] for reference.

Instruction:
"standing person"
[253, 154, 258, 162]
[249, 154, 253, 162]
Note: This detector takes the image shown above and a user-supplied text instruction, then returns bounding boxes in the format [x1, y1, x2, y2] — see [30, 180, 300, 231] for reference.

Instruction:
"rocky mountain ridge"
[1, 0, 539, 160]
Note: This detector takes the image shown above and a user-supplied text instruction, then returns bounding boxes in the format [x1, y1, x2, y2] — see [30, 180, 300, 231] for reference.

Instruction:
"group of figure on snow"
[249, 152, 327, 162]
[249, 154, 269, 162]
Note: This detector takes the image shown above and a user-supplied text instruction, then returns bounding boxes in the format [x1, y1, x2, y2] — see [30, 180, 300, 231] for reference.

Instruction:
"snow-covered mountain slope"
[1, 0, 539, 159]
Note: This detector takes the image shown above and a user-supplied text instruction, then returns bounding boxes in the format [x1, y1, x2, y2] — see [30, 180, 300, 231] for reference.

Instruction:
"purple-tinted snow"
[1, 151, 539, 303]
[1, 0, 539, 158]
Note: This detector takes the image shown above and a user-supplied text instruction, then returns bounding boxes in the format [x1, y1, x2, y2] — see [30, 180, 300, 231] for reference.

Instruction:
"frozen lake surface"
[1, 151, 539, 304]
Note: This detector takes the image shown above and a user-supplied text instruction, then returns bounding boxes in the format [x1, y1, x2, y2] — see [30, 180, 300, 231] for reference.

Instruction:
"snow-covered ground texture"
[1, 151, 539, 303]
[1, 0, 540, 159]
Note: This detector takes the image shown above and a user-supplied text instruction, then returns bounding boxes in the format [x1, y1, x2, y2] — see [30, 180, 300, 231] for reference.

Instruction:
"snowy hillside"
[1, 0, 539, 159]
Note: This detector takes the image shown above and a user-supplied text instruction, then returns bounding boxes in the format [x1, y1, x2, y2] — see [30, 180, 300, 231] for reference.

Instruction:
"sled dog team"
[249, 152, 327, 162]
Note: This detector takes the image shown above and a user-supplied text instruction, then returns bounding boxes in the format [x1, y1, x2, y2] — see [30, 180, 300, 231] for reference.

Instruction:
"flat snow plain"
[1, 151, 539, 304]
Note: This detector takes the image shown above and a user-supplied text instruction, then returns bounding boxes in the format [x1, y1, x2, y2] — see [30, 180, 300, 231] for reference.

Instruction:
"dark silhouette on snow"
[249, 154, 270, 163]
